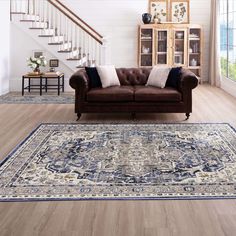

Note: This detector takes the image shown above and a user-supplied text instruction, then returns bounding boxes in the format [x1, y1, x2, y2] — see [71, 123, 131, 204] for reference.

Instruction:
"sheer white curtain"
[209, 0, 221, 87]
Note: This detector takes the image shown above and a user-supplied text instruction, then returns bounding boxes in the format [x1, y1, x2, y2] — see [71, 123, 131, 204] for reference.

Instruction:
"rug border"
[1, 122, 236, 202]
[1, 195, 236, 203]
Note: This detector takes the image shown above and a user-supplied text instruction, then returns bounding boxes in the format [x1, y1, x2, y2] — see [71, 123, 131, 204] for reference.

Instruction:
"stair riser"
[31, 22, 48, 28]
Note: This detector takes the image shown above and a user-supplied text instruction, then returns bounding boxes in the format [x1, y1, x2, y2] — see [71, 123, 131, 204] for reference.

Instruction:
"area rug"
[0, 92, 74, 104]
[1, 123, 236, 202]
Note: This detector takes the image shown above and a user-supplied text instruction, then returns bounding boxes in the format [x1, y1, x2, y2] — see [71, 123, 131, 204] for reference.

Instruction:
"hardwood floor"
[0, 84, 236, 236]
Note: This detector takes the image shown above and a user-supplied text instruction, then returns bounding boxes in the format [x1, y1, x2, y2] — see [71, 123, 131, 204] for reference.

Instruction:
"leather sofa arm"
[69, 69, 89, 101]
[178, 68, 199, 92]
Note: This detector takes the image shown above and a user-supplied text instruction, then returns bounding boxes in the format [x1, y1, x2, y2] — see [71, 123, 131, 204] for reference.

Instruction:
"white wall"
[62, 0, 211, 82]
[0, 1, 10, 95]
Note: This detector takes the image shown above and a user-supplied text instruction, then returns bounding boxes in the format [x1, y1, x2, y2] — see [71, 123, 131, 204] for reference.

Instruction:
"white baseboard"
[0, 88, 10, 96]
[221, 77, 236, 99]
[9, 77, 73, 92]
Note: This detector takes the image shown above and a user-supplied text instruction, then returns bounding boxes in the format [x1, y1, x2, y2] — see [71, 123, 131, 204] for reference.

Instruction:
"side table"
[22, 73, 64, 96]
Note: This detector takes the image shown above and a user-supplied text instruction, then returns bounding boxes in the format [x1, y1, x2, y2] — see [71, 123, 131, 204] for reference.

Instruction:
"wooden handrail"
[48, 0, 103, 45]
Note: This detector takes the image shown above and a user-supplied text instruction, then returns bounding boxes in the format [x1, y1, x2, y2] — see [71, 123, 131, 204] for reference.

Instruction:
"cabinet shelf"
[188, 66, 201, 69]
[139, 24, 202, 79]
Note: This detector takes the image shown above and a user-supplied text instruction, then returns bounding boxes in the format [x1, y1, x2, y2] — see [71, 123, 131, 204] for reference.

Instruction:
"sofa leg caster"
[185, 113, 190, 120]
[76, 113, 81, 121]
[131, 113, 136, 120]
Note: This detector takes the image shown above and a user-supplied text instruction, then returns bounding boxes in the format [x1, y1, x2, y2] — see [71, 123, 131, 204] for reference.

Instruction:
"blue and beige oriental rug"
[1, 123, 236, 202]
[0, 92, 74, 104]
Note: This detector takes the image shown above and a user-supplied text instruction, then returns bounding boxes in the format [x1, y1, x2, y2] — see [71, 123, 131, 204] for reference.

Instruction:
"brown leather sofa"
[69, 68, 198, 120]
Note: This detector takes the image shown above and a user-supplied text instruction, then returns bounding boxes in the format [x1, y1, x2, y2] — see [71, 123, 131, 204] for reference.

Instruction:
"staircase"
[10, 0, 105, 72]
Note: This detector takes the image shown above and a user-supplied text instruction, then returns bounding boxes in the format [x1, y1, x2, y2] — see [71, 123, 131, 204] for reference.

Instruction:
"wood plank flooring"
[0, 84, 236, 236]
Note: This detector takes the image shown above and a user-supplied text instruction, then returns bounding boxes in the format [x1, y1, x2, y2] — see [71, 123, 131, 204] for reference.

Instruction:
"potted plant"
[27, 56, 47, 74]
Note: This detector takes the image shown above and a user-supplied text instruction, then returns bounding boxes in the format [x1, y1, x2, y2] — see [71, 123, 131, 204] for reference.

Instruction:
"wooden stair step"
[48, 42, 63, 45]
[29, 27, 44, 30]
[58, 50, 72, 53]
[11, 12, 26, 14]
[20, 19, 35, 22]
[38, 35, 54, 37]
[67, 58, 82, 61]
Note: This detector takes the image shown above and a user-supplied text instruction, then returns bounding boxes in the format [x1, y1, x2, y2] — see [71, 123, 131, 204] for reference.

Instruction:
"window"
[220, 0, 236, 81]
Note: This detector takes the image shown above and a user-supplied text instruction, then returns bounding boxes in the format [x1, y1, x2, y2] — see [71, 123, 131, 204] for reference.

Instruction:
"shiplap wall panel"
[62, 0, 211, 81]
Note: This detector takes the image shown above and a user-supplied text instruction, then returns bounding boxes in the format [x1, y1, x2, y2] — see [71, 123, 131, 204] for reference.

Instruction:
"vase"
[142, 13, 152, 24]
[34, 66, 40, 74]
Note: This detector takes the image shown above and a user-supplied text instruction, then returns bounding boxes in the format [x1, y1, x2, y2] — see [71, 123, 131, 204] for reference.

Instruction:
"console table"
[22, 73, 64, 96]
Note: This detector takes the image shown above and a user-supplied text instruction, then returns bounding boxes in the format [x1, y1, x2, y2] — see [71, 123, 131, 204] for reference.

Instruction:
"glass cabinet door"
[155, 29, 169, 65]
[140, 28, 153, 67]
[173, 29, 187, 66]
[188, 28, 201, 77]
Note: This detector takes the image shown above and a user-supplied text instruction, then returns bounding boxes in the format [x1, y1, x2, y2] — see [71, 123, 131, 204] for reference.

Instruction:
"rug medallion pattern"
[1, 123, 236, 201]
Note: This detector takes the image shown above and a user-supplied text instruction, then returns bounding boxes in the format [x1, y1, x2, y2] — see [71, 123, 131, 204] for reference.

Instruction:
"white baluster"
[82, 30, 85, 60]
[34, 0, 37, 25]
[59, 11, 62, 37]
[38, 0, 40, 22]
[70, 21, 73, 56]
[42, 0, 47, 34]
[20, 0, 23, 14]
[78, 27, 81, 60]
[98, 42, 101, 65]
[93, 40, 96, 66]
[75, 24, 77, 58]
[55, 8, 58, 36]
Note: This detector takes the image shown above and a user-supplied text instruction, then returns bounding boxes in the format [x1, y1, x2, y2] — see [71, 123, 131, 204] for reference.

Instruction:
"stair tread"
[48, 42, 64, 45]
[38, 35, 54, 37]
[20, 19, 36, 22]
[11, 12, 26, 14]
[67, 58, 83, 61]
[29, 27, 45, 29]
[58, 50, 72, 53]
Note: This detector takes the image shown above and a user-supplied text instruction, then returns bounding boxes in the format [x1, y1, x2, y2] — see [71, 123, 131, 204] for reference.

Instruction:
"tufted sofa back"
[116, 68, 151, 86]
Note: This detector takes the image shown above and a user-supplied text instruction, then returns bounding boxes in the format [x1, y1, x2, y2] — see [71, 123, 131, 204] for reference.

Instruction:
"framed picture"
[149, 0, 168, 23]
[33, 50, 44, 58]
[170, 0, 189, 23]
[49, 59, 59, 68]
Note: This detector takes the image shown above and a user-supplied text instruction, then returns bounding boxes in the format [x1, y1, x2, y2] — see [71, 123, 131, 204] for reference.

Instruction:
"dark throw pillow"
[166, 67, 182, 89]
[85, 67, 102, 88]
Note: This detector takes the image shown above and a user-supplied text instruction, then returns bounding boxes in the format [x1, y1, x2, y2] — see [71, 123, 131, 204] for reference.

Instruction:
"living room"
[0, 0, 236, 235]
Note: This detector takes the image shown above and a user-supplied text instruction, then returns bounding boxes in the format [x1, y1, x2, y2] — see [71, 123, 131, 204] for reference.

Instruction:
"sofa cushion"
[135, 86, 182, 102]
[85, 67, 102, 88]
[87, 86, 134, 102]
[166, 67, 182, 89]
[146, 66, 171, 88]
[96, 65, 120, 88]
